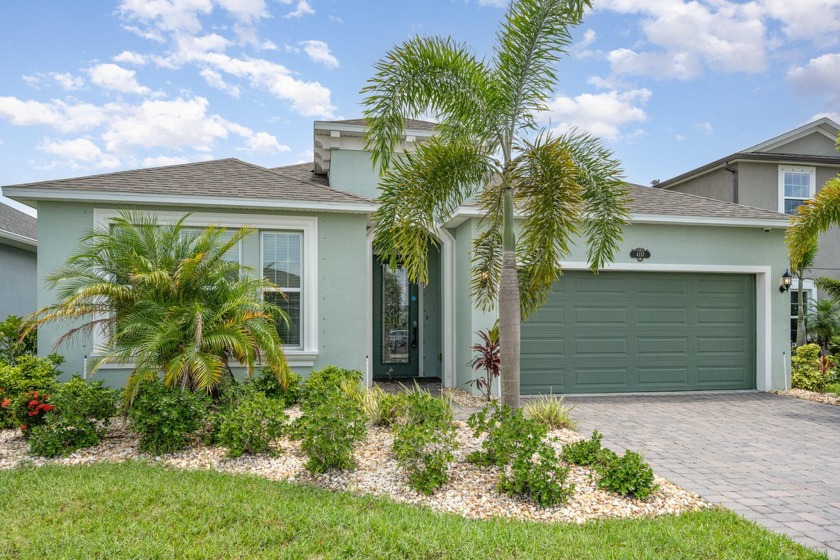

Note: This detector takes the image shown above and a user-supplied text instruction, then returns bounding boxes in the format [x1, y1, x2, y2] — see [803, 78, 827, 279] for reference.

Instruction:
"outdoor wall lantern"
[779, 270, 792, 293]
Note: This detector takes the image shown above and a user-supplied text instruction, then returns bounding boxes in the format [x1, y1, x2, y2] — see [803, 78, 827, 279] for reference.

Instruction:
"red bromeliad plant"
[468, 324, 501, 402]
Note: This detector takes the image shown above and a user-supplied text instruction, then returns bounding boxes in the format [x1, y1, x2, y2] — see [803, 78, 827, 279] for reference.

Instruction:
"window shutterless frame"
[778, 165, 816, 215]
[261, 231, 303, 350]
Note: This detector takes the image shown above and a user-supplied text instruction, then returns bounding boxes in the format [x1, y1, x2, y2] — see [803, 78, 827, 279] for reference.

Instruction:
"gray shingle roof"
[269, 162, 330, 188]
[321, 118, 438, 132]
[626, 184, 788, 221]
[0, 201, 37, 241]
[3, 158, 371, 206]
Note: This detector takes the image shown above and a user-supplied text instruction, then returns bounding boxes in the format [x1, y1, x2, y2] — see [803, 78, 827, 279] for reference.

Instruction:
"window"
[779, 166, 816, 215]
[262, 232, 303, 348]
[790, 288, 812, 343]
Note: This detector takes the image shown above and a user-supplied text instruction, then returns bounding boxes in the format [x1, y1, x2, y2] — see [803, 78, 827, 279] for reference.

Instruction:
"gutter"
[724, 161, 739, 204]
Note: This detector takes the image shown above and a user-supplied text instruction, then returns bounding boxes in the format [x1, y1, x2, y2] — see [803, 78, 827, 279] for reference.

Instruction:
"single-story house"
[654, 117, 840, 341]
[3, 119, 792, 394]
[0, 201, 37, 319]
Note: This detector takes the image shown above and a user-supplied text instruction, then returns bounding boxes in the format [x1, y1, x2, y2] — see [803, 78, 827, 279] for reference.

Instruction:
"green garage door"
[521, 271, 756, 394]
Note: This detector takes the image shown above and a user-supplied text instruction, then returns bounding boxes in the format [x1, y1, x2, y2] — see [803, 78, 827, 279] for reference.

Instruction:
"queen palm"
[362, 0, 629, 408]
[32, 212, 289, 402]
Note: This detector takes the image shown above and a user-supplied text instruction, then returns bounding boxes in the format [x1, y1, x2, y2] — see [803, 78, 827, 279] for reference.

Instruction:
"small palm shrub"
[392, 387, 457, 494]
[562, 430, 617, 467]
[251, 368, 302, 408]
[358, 384, 406, 426]
[215, 390, 287, 458]
[127, 380, 209, 455]
[597, 450, 658, 500]
[523, 395, 576, 430]
[27, 376, 118, 457]
[791, 343, 833, 392]
[0, 354, 62, 432]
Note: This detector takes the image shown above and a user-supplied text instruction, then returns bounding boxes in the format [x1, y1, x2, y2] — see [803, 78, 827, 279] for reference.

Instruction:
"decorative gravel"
[0, 405, 708, 524]
[773, 388, 840, 406]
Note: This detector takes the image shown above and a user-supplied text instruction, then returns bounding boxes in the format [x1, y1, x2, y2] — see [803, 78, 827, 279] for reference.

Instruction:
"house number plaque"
[630, 247, 651, 261]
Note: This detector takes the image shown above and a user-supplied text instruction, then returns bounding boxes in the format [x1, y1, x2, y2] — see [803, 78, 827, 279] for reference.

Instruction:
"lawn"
[0, 462, 826, 559]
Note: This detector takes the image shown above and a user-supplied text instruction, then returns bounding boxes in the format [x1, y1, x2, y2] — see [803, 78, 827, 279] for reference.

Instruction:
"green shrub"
[0, 354, 62, 432]
[0, 315, 37, 366]
[498, 444, 574, 507]
[392, 388, 457, 494]
[826, 382, 840, 395]
[523, 395, 577, 430]
[597, 450, 658, 500]
[215, 391, 287, 458]
[466, 403, 547, 467]
[26, 376, 118, 458]
[298, 387, 366, 473]
[562, 430, 617, 467]
[302, 366, 363, 406]
[251, 368, 302, 407]
[127, 381, 208, 455]
[358, 385, 406, 426]
[791, 343, 833, 392]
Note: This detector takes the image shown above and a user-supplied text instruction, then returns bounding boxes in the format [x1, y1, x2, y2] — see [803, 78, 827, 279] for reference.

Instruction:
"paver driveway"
[568, 393, 840, 558]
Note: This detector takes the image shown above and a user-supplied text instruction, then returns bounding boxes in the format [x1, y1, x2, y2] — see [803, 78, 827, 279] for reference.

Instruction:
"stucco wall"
[0, 242, 37, 319]
[767, 132, 837, 157]
[328, 150, 382, 200]
[35, 201, 369, 386]
[667, 167, 734, 202]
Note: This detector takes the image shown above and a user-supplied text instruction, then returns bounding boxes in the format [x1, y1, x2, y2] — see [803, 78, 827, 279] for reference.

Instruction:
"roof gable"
[745, 117, 840, 154]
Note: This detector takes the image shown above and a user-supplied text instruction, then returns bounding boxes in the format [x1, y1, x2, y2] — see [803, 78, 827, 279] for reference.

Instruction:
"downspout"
[724, 161, 739, 204]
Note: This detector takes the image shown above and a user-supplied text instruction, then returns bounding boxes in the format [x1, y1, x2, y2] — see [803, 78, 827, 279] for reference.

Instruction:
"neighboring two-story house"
[0, 201, 37, 320]
[655, 118, 840, 341]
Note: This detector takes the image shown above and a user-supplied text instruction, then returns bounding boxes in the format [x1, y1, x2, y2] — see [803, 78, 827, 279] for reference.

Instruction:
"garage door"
[521, 271, 756, 394]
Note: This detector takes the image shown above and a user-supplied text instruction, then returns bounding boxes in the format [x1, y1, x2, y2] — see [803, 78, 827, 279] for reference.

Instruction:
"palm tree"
[362, 0, 629, 408]
[793, 240, 817, 346]
[787, 176, 840, 270]
[807, 298, 840, 350]
[31, 212, 290, 402]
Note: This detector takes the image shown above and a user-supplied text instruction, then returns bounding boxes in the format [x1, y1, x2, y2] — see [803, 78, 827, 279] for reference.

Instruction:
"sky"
[3, 0, 840, 217]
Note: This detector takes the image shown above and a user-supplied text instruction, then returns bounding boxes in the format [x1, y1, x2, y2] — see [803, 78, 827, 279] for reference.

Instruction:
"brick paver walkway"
[568, 393, 840, 558]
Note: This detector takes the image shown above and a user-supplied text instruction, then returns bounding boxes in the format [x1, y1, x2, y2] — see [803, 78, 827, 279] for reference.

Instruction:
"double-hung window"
[262, 232, 303, 349]
[779, 166, 816, 215]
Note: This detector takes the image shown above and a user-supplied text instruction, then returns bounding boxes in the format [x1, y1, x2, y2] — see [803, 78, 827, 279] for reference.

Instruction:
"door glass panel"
[382, 264, 410, 364]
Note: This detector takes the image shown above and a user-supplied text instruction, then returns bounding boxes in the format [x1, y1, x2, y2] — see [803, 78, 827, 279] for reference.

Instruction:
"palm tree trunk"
[796, 268, 806, 346]
[500, 185, 520, 409]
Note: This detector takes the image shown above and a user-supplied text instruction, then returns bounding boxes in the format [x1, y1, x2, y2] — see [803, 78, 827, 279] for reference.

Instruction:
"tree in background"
[362, 0, 628, 408]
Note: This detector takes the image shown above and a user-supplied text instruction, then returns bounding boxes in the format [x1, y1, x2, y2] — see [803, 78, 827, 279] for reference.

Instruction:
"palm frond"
[816, 277, 840, 300]
[787, 177, 840, 269]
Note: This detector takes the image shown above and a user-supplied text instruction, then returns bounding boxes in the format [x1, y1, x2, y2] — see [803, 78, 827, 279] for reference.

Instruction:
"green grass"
[0, 462, 825, 559]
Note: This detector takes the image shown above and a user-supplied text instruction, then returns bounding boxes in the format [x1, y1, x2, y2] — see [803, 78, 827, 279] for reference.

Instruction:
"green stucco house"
[0, 201, 37, 319]
[3, 119, 792, 395]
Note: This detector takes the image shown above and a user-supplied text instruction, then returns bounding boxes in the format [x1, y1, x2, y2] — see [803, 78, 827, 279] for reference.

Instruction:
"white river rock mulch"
[0, 405, 708, 524]
[773, 388, 840, 406]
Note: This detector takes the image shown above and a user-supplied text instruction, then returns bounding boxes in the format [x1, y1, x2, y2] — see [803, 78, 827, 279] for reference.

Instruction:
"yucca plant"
[362, 0, 629, 408]
[523, 394, 577, 430]
[31, 212, 290, 403]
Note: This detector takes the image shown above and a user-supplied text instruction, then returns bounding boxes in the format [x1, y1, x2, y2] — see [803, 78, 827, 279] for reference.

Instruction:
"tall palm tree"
[788, 177, 840, 270]
[362, 0, 629, 408]
[793, 240, 817, 346]
[31, 212, 290, 402]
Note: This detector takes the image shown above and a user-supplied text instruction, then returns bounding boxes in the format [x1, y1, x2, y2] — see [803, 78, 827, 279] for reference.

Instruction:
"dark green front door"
[521, 271, 756, 394]
[373, 256, 419, 378]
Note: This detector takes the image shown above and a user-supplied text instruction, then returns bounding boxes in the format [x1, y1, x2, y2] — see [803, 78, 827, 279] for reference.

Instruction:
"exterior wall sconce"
[779, 269, 792, 293]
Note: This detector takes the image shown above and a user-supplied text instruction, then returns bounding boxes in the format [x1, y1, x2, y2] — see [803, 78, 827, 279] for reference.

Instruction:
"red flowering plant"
[10, 390, 55, 435]
[467, 323, 501, 402]
[0, 354, 61, 432]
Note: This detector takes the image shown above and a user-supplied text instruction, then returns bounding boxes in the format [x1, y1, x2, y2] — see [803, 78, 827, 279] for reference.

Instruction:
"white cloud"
[141, 155, 191, 167]
[201, 53, 335, 117]
[88, 63, 151, 95]
[199, 68, 240, 97]
[117, 0, 213, 34]
[37, 138, 121, 169]
[695, 121, 713, 136]
[787, 53, 840, 97]
[101, 96, 233, 153]
[113, 51, 147, 65]
[0, 97, 108, 133]
[543, 88, 651, 142]
[243, 131, 291, 153]
[300, 40, 339, 68]
[22, 75, 41, 89]
[215, 0, 267, 22]
[51, 72, 85, 91]
[476, 0, 506, 6]
[760, 0, 840, 47]
[283, 0, 314, 18]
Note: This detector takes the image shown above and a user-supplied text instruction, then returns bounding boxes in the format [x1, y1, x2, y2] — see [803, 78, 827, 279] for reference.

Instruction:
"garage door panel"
[637, 337, 688, 355]
[638, 367, 688, 385]
[521, 271, 755, 394]
[575, 367, 628, 387]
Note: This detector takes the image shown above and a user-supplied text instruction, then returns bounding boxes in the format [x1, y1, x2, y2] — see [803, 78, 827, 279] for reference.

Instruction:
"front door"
[373, 256, 419, 379]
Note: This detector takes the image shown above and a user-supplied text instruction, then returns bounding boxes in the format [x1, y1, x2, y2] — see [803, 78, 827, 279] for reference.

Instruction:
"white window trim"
[778, 165, 816, 215]
[91, 209, 318, 366]
[260, 231, 304, 351]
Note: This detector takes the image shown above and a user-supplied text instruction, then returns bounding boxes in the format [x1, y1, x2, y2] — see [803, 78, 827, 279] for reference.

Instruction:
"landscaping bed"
[773, 388, 840, 406]
[0, 402, 707, 525]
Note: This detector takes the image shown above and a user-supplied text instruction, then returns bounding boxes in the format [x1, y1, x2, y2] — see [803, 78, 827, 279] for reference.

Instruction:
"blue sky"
[2, 0, 840, 216]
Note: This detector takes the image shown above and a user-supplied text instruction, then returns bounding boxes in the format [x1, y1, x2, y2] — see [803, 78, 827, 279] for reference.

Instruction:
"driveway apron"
[567, 393, 840, 558]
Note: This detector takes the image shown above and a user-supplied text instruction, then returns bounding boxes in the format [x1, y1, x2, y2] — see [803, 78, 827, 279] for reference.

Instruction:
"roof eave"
[2, 188, 377, 215]
[0, 229, 37, 251]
